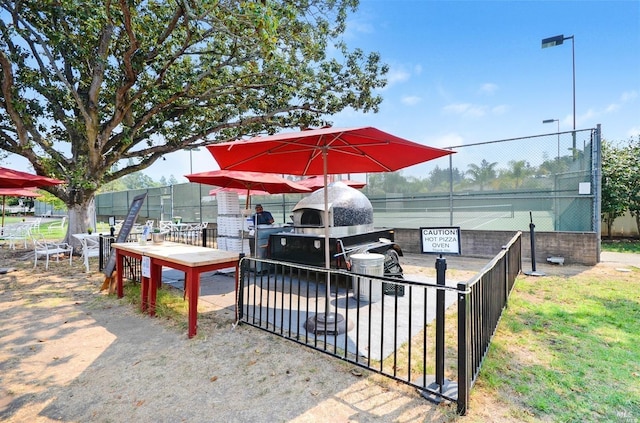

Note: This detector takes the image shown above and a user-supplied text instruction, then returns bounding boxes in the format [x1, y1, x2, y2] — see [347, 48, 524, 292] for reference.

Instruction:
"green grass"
[122, 280, 189, 330]
[1, 216, 111, 240]
[476, 269, 640, 421]
[601, 238, 640, 254]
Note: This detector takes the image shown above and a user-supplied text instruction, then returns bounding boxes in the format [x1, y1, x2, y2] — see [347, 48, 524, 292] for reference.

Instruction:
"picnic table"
[111, 241, 240, 338]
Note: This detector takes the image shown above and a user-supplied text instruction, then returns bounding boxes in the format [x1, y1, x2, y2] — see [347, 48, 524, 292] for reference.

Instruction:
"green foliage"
[626, 136, 640, 231]
[466, 159, 498, 191]
[601, 138, 636, 237]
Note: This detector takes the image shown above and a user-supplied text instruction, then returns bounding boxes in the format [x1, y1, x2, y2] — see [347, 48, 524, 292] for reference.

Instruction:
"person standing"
[253, 204, 274, 225]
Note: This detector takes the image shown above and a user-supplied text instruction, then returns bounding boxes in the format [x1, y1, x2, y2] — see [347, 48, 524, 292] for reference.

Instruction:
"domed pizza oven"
[291, 182, 374, 237]
[268, 180, 404, 280]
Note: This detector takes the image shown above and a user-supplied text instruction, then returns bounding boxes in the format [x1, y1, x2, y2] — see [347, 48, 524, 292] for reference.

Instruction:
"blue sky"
[4, 1, 639, 182]
[170, 0, 640, 181]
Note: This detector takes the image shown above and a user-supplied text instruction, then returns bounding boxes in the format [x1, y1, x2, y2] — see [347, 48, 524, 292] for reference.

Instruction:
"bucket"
[350, 253, 384, 303]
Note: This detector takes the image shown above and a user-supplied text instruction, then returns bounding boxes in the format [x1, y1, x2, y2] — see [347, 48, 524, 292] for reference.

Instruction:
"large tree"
[0, 0, 387, 240]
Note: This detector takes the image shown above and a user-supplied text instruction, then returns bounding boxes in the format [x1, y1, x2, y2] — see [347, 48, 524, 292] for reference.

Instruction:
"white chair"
[29, 217, 43, 232]
[181, 222, 206, 244]
[5, 223, 32, 250]
[32, 233, 73, 270]
[48, 216, 67, 233]
[81, 237, 100, 272]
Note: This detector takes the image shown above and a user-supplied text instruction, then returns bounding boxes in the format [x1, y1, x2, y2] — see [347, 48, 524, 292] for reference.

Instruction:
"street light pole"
[543, 118, 561, 231]
[542, 34, 576, 159]
[543, 118, 560, 163]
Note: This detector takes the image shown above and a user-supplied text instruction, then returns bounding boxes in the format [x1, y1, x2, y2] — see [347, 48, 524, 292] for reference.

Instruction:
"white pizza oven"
[290, 181, 374, 237]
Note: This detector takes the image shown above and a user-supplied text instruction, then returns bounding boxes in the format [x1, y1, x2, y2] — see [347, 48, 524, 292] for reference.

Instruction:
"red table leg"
[148, 262, 161, 317]
[141, 274, 150, 313]
[116, 251, 124, 298]
[186, 268, 199, 338]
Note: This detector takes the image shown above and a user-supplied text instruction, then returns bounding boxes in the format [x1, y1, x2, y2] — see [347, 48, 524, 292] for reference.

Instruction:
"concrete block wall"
[394, 228, 599, 266]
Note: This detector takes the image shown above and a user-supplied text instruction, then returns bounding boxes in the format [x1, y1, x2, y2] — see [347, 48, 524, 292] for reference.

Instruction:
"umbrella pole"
[1, 195, 5, 229]
[304, 147, 352, 335]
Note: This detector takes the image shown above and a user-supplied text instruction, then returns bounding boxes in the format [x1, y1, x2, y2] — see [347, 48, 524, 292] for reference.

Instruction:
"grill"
[268, 182, 404, 278]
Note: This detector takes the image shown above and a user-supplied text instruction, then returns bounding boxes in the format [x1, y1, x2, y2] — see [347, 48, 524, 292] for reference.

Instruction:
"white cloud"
[491, 104, 509, 115]
[401, 95, 421, 106]
[605, 103, 620, 113]
[602, 90, 637, 115]
[621, 90, 638, 102]
[479, 83, 498, 95]
[443, 103, 487, 117]
[432, 132, 465, 148]
[386, 68, 411, 85]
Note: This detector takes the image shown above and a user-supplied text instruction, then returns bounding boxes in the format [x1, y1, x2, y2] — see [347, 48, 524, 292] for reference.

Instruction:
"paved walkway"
[600, 251, 640, 267]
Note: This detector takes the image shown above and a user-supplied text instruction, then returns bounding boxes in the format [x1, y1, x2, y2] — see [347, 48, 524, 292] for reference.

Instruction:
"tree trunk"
[65, 197, 96, 251]
[606, 217, 613, 240]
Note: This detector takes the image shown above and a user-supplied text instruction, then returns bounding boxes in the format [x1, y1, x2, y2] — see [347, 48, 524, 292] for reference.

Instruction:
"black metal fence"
[236, 231, 522, 415]
[457, 232, 522, 413]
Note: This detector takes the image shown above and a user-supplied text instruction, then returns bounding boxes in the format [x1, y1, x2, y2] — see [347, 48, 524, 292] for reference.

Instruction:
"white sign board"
[578, 182, 591, 195]
[141, 256, 151, 278]
[420, 227, 461, 255]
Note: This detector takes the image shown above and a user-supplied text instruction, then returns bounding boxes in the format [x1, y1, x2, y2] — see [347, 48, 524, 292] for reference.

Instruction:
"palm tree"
[503, 160, 533, 189]
[466, 160, 498, 191]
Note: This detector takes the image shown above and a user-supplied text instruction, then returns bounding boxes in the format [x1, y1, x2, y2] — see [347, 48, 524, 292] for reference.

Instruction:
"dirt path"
[1, 248, 636, 422]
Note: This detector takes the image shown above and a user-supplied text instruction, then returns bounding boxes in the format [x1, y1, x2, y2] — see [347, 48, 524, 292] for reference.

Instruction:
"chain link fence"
[39, 127, 601, 234]
[370, 127, 600, 232]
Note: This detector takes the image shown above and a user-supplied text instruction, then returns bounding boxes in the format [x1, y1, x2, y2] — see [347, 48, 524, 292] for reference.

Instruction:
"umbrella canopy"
[186, 170, 311, 209]
[297, 175, 366, 190]
[0, 167, 64, 188]
[0, 188, 43, 227]
[206, 126, 454, 269]
[206, 126, 453, 175]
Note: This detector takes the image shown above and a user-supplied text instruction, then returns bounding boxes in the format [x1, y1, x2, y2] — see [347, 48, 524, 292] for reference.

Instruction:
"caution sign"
[420, 227, 461, 255]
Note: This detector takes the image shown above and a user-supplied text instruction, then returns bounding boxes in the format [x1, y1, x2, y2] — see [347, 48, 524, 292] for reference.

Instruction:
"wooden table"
[111, 241, 240, 338]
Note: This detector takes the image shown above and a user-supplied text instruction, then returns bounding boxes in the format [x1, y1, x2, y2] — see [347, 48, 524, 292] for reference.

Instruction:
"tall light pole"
[542, 34, 576, 159]
[187, 147, 200, 174]
[543, 118, 561, 231]
[543, 118, 560, 163]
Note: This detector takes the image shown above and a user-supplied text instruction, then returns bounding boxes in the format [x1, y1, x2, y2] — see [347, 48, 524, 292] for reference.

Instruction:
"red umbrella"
[297, 175, 366, 190]
[206, 126, 454, 268]
[0, 187, 43, 228]
[0, 167, 65, 188]
[206, 126, 453, 175]
[186, 170, 311, 209]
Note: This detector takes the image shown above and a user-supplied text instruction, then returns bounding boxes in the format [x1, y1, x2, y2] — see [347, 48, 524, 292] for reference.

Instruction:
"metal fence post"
[457, 282, 470, 415]
[435, 255, 446, 387]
